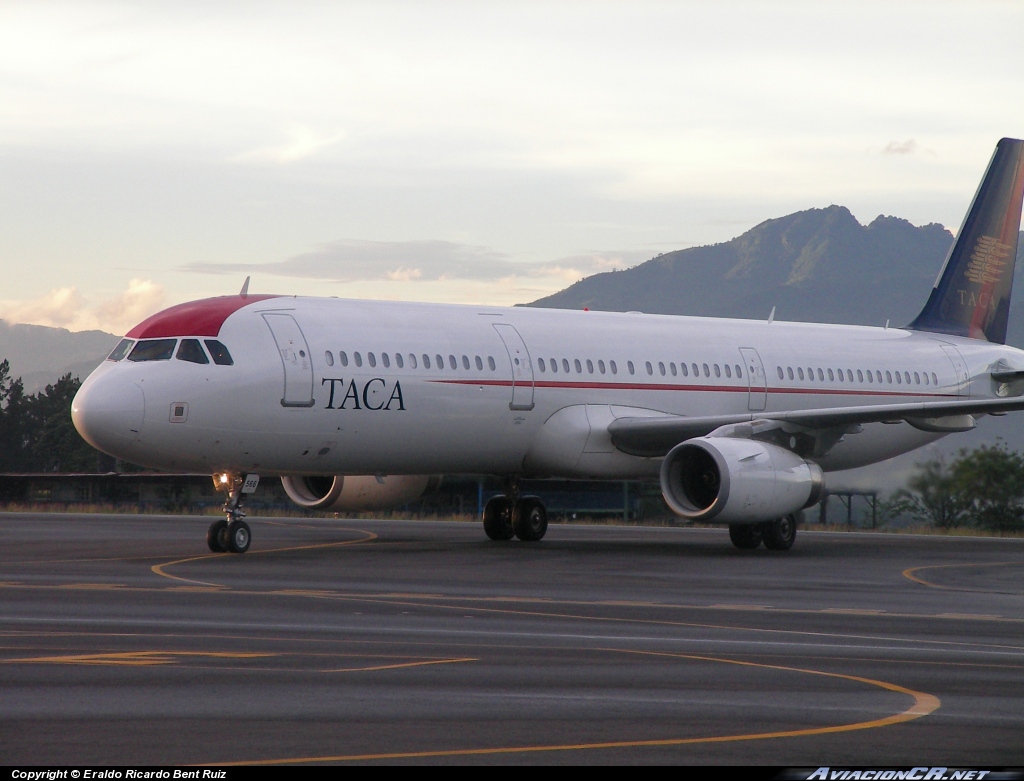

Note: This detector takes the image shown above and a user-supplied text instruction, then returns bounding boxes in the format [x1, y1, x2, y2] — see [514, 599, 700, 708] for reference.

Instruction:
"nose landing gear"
[207, 473, 258, 553]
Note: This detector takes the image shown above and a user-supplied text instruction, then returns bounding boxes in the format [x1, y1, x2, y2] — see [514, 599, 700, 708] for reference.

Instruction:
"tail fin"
[908, 137, 1024, 343]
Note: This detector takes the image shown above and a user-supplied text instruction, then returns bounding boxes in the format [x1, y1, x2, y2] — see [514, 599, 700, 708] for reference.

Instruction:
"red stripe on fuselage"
[125, 295, 282, 338]
[428, 379, 953, 398]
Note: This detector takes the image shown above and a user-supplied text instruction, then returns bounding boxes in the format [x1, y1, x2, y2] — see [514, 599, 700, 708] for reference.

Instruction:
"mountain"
[529, 205, 1024, 345]
[0, 321, 118, 393]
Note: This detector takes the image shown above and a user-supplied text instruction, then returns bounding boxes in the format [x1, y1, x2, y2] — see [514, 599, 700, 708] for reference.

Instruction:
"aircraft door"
[262, 313, 315, 407]
[940, 343, 970, 398]
[739, 347, 768, 411]
[493, 323, 535, 411]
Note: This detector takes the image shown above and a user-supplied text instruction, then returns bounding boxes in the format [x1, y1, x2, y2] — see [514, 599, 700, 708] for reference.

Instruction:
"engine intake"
[660, 437, 822, 523]
[281, 475, 442, 512]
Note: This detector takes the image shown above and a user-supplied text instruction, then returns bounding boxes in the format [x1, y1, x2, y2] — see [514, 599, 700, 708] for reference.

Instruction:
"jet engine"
[660, 437, 823, 523]
[281, 475, 442, 512]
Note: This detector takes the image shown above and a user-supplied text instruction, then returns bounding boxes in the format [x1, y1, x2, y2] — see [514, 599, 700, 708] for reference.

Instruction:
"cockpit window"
[127, 339, 177, 362]
[176, 339, 210, 365]
[107, 339, 135, 362]
[204, 339, 234, 366]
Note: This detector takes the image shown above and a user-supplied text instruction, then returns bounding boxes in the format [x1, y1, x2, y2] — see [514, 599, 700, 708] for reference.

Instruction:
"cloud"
[181, 240, 650, 287]
[231, 125, 347, 164]
[883, 139, 918, 155]
[0, 279, 166, 335]
[94, 279, 166, 333]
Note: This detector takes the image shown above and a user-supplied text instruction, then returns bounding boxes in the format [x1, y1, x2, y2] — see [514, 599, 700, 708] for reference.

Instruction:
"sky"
[1, 1, 1022, 335]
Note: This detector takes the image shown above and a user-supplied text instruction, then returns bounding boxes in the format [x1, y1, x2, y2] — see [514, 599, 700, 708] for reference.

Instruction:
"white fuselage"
[72, 296, 1022, 480]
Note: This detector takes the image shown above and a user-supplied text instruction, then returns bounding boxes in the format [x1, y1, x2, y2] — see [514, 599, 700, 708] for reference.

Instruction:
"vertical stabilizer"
[909, 138, 1024, 343]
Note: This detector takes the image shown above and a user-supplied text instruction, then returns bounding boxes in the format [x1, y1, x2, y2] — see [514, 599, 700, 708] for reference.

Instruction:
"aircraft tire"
[762, 514, 797, 551]
[483, 496, 515, 541]
[226, 519, 251, 554]
[512, 497, 548, 542]
[207, 519, 228, 553]
[728, 524, 762, 550]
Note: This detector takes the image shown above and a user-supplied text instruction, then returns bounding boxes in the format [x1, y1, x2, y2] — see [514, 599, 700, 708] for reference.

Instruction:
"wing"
[608, 395, 1024, 457]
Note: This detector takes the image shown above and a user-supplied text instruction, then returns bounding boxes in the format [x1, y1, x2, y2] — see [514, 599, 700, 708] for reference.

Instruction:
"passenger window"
[107, 339, 135, 362]
[658, 361, 666, 376]
[628, 361, 635, 375]
[382, 353, 390, 368]
[488, 356, 496, 371]
[692, 363, 699, 377]
[895, 372, 902, 384]
[856, 369, 863, 382]
[574, 359, 582, 373]
[827, 368, 834, 381]
[645, 361, 653, 376]
[817, 368, 824, 381]
[932, 372, 938, 385]
[680, 363, 688, 377]
[702, 363, 710, 377]
[724, 364, 731, 378]
[204, 340, 233, 366]
[586, 359, 594, 374]
[462, 355, 470, 370]
[735, 365, 742, 378]
[562, 358, 570, 373]
[876, 370, 882, 383]
[409, 354, 418, 369]
[340, 351, 349, 367]
[423, 354, 431, 369]
[550, 358, 558, 373]
[324, 350, 334, 367]
[475, 356, 483, 370]
[885, 371, 892, 383]
[599, 360, 607, 374]
[396, 354, 404, 369]
[787, 367, 794, 380]
[798, 368, 805, 380]
[354, 352, 363, 368]
[714, 364, 721, 378]
[449, 355, 457, 370]
[368, 352, 377, 368]
[610, 360, 618, 375]
[128, 339, 177, 362]
[176, 339, 210, 365]
[538, 358, 546, 372]
[669, 362, 677, 377]
[436, 354, 444, 370]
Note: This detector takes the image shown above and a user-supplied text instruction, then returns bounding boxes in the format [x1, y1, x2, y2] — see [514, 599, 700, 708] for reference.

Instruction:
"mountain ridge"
[527, 205, 986, 335]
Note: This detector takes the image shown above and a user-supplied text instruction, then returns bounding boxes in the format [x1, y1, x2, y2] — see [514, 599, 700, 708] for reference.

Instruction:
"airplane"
[72, 138, 1024, 555]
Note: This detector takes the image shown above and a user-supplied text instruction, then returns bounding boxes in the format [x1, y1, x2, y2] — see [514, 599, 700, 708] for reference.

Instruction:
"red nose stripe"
[125, 295, 282, 338]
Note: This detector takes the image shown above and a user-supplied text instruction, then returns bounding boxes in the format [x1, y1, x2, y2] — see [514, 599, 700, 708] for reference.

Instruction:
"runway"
[0, 512, 1021, 765]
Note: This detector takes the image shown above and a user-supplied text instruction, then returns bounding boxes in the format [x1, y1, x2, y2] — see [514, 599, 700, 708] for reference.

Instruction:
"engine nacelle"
[660, 437, 823, 523]
[281, 475, 442, 512]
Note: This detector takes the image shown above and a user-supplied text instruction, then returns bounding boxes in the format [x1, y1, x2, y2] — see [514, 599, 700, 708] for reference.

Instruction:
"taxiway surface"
[0, 513, 1021, 765]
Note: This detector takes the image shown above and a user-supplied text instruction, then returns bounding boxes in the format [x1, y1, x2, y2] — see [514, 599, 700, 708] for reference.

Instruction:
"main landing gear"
[728, 514, 797, 551]
[483, 479, 548, 542]
[207, 473, 254, 554]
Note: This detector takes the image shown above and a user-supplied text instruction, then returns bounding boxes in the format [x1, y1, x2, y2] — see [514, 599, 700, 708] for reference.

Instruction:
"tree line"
[0, 359, 102, 472]
[889, 443, 1024, 532]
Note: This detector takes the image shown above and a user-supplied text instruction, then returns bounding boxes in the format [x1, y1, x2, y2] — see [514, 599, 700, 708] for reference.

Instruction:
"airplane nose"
[72, 371, 145, 457]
